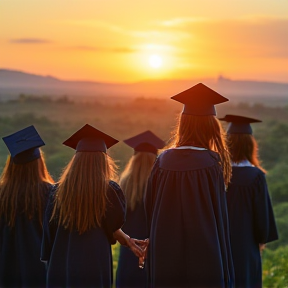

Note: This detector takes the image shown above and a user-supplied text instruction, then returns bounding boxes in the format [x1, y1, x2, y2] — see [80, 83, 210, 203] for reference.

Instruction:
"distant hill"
[0, 69, 287, 101]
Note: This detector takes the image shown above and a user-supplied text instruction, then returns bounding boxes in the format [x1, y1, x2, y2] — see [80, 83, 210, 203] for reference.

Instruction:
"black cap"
[123, 130, 165, 155]
[2, 125, 45, 164]
[171, 83, 229, 115]
[219, 114, 262, 134]
[63, 124, 119, 153]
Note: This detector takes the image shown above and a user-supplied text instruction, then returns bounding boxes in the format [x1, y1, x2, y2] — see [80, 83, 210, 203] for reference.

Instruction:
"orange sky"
[1, 0, 288, 83]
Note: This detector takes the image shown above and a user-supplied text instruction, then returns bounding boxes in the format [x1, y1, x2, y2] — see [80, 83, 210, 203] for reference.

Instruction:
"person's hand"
[112, 229, 148, 260]
[127, 238, 145, 258]
[259, 243, 266, 252]
[139, 238, 149, 258]
[135, 238, 149, 269]
[113, 229, 143, 258]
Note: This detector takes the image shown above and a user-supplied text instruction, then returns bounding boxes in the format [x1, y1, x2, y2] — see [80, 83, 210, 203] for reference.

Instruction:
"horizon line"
[1, 67, 288, 85]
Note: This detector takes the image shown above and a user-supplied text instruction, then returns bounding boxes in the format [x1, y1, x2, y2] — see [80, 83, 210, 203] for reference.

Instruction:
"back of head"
[169, 83, 228, 150]
[170, 83, 231, 185]
[173, 114, 222, 149]
[120, 151, 156, 210]
[54, 151, 117, 234]
[219, 114, 265, 173]
[121, 130, 164, 209]
[53, 124, 119, 234]
[228, 133, 266, 172]
[0, 150, 54, 227]
[168, 114, 231, 185]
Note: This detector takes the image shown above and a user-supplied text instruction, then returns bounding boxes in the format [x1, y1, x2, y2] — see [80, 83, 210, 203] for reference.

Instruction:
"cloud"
[9, 38, 52, 44]
[131, 29, 191, 42]
[159, 17, 208, 27]
[61, 19, 189, 43]
[157, 16, 288, 58]
[71, 45, 137, 53]
[60, 19, 128, 35]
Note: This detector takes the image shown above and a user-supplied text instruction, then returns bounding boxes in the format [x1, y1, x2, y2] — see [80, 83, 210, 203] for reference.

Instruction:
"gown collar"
[232, 160, 254, 167]
[174, 145, 207, 151]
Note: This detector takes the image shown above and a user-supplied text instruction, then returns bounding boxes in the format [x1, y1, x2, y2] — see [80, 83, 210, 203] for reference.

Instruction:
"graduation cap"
[171, 83, 229, 115]
[63, 124, 119, 153]
[2, 125, 45, 164]
[219, 114, 262, 134]
[123, 130, 165, 155]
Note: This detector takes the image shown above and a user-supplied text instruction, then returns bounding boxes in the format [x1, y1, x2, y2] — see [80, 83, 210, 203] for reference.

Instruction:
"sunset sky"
[1, 0, 288, 83]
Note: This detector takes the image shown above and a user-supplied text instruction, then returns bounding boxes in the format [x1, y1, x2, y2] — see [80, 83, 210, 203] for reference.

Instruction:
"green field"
[0, 94, 287, 286]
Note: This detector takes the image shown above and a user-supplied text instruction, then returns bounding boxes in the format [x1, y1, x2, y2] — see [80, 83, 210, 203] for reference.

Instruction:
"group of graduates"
[0, 83, 278, 288]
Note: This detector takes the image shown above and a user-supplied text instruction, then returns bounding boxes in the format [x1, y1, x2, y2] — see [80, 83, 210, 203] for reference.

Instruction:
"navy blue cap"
[2, 125, 45, 164]
[124, 130, 165, 155]
[171, 83, 229, 115]
[219, 114, 262, 134]
[63, 124, 119, 153]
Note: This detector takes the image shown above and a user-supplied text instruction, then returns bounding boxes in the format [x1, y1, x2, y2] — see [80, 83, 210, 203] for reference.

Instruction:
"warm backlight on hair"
[148, 54, 163, 68]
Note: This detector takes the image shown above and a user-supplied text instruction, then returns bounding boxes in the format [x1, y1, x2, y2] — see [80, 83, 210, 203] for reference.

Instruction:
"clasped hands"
[113, 229, 149, 268]
[128, 238, 149, 269]
[127, 238, 149, 268]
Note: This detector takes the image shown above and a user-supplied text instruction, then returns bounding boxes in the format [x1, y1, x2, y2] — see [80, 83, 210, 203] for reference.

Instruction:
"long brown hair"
[51, 152, 118, 234]
[227, 133, 266, 173]
[168, 113, 232, 185]
[0, 150, 54, 227]
[120, 152, 156, 211]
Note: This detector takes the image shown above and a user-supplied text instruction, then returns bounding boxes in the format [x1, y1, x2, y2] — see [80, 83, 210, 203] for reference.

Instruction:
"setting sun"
[1, 0, 287, 82]
[148, 55, 163, 69]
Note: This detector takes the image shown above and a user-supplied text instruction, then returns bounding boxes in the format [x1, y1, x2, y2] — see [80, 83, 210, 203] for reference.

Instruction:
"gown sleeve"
[253, 172, 278, 244]
[102, 181, 126, 244]
[144, 157, 160, 236]
[41, 185, 58, 263]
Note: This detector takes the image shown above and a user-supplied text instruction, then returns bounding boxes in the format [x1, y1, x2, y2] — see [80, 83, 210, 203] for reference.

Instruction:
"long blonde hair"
[120, 152, 156, 211]
[168, 113, 232, 185]
[0, 150, 54, 227]
[51, 152, 118, 234]
[227, 133, 266, 173]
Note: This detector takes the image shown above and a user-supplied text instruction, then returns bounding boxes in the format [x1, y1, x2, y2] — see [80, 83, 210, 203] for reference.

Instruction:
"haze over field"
[0, 69, 288, 106]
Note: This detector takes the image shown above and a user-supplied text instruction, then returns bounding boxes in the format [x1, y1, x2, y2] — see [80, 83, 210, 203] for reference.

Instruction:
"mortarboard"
[219, 114, 262, 134]
[63, 124, 119, 153]
[2, 125, 45, 164]
[171, 83, 229, 116]
[123, 130, 165, 155]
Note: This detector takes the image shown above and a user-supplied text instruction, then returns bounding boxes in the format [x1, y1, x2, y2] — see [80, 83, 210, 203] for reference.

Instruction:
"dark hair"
[228, 133, 266, 173]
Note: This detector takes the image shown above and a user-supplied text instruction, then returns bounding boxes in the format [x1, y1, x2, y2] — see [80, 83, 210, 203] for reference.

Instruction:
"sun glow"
[148, 54, 163, 69]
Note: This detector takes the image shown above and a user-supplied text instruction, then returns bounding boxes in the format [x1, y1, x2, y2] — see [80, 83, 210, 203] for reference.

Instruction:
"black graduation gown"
[41, 181, 126, 288]
[0, 183, 53, 288]
[116, 201, 148, 288]
[145, 148, 234, 288]
[226, 166, 278, 288]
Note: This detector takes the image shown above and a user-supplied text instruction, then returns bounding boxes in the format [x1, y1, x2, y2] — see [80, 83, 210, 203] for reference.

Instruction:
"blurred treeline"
[0, 94, 287, 286]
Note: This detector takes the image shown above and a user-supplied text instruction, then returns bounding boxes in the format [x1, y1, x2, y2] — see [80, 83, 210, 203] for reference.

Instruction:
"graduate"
[145, 83, 235, 288]
[41, 124, 145, 288]
[219, 114, 278, 288]
[116, 130, 165, 288]
[0, 125, 54, 287]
